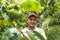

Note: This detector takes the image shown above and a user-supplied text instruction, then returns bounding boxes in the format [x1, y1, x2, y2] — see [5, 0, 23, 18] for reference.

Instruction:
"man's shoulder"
[35, 27, 44, 31]
[35, 27, 44, 33]
[21, 28, 27, 32]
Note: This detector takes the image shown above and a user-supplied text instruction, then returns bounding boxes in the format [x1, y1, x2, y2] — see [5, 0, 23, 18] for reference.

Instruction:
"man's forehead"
[28, 17, 37, 19]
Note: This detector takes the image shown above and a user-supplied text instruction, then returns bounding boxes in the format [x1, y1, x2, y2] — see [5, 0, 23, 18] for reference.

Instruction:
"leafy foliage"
[0, 0, 60, 40]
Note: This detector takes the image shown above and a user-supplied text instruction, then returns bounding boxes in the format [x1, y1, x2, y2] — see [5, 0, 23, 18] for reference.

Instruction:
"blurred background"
[0, 0, 60, 40]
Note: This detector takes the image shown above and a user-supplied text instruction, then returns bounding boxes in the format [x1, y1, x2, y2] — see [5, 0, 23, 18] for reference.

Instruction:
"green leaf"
[20, 0, 42, 13]
[27, 31, 37, 40]
[7, 0, 13, 4]
[33, 31, 45, 40]
[2, 6, 7, 13]
[20, 36, 27, 40]
[0, 0, 2, 4]
[7, 9, 21, 19]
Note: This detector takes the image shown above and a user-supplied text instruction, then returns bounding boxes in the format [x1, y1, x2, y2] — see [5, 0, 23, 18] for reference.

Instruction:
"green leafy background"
[0, 0, 60, 40]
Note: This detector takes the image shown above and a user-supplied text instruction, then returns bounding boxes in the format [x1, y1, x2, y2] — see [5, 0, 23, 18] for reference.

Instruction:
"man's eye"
[29, 19, 32, 20]
[34, 19, 37, 21]
[29, 19, 37, 21]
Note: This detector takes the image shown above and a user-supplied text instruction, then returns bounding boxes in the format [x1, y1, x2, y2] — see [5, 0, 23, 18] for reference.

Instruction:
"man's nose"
[31, 20, 34, 22]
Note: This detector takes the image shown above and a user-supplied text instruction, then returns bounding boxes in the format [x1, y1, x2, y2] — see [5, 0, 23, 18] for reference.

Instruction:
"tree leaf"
[20, 0, 42, 13]
[33, 31, 45, 40]
[26, 31, 37, 40]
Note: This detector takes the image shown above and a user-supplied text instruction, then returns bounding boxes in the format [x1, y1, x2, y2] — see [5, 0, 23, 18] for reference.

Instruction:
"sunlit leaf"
[20, 0, 42, 12]
[33, 31, 45, 40]
[27, 31, 37, 40]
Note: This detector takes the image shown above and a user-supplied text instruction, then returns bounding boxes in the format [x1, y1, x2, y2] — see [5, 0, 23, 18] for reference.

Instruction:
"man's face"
[27, 17, 37, 27]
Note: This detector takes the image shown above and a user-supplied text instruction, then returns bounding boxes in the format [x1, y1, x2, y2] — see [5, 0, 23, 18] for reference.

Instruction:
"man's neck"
[27, 26, 35, 30]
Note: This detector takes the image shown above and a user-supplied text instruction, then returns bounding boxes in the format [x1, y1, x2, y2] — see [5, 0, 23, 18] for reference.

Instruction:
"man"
[21, 12, 47, 40]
